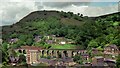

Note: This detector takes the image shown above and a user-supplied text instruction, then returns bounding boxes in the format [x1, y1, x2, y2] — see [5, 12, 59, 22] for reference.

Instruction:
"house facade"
[104, 44, 119, 60]
[92, 56, 104, 66]
[15, 46, 42, 64]
[104, 44, 119, 55]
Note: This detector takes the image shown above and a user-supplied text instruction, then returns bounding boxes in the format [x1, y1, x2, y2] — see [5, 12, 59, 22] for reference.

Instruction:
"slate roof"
[107, 44, 118, 49]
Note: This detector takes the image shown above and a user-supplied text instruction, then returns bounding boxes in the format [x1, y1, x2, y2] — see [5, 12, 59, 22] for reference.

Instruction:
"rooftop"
[106, 44, 118, 50]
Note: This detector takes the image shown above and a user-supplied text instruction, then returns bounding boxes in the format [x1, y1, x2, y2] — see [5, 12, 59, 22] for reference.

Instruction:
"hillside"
[2, 11, 93, 40]
[1, 11, 120, 49]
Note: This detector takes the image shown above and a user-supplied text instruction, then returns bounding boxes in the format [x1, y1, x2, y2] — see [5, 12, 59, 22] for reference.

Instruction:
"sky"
[0, 0, 120, 26]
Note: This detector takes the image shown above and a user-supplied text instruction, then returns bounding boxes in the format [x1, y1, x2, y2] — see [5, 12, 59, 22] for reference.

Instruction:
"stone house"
[92, 48, 103, 56]
[44, 35, 74, 45]
[92, 56, 104, 66]
[104, 44, 119, 59]
[34, 35, 42, 42]
[46, 40, 54, 44]
[9, 38, 18, 44]
[59, 41, 66, 45]
[15, 46, 42, 64]
[81, 53, 89, 61]
[9, 56, 19, 66]
[45, 35, 56, 40]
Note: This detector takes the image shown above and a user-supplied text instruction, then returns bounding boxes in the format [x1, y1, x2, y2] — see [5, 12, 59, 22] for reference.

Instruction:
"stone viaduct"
[15, 46, 87, 64]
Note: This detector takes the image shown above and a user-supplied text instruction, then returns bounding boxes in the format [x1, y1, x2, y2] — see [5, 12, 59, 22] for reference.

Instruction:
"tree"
[16, 40, 24, 47]
[10, 33, 17, 38]
[80, 14, 83, 17]
[77, 13, 80, 16]
[18, 54, 26, 64]
[8, 49, 17, 57]
[116, 55, 120, 68]
[2, 42, 8, 51]
[73, 54, 83, 64]
[0, 46, 9, 65]
[18, 35, 27, 41]
[26, 38, 33, 45]
[88, 40, 98, 48]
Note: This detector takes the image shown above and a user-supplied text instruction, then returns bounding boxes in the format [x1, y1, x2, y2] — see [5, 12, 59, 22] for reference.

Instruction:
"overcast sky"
[0, 0, 120, 26]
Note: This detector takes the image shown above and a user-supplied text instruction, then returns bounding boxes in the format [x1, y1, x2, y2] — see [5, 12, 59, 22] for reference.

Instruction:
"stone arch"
[23, 50, 26, 54]
[52, 50, 54, 56]
[38, 50, 42, 58]
[57, 51, 61, 58]
[82, 51, 84, 54]
[63, 51, 68, 57]
[78, 51, 81, 55]
[18, 49, 22, 53]
[48, 50, 52, 56]
[42, 50, 44, 56]
[52, 50, 54, 54]
[83, 51, 85, 54]
[47, 50, 49, 55]
[71, 51, 74, 57]
[77, 51, 79, 54]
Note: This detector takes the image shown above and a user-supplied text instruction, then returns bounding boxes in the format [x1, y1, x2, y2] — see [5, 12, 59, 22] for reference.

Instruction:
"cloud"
[83, 5, 118, 16]
[40, 3, 118, 16]
[36, 0, 119, 2]
[40, 4, 88, 14]
[36, 2, 91, 8]
[0, 1, 119, 26]
[0, 1, 38, 26]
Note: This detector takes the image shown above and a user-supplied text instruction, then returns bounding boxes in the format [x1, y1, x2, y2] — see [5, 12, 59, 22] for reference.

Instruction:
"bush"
[73, 54, 83, 64]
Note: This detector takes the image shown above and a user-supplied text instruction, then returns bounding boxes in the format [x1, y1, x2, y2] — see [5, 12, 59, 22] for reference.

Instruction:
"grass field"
[50, 44, 77, 49]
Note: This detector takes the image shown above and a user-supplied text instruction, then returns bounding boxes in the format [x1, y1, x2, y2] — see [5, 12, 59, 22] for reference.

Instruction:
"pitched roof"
[106, 44, 118, 50]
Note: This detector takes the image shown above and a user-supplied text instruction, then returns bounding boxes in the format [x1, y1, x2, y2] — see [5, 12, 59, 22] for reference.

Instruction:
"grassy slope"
[61, 18, 85, 26]
[50, 44, 77, 49]
[2, 11, 92, 41]
[2, 11, 120, 43]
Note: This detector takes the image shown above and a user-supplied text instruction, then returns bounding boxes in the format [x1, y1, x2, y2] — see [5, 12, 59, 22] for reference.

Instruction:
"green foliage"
[26, 38, 33, 45]
[7, 49, 17, 57]
[88, 40, 98, 48]
[10, 33, 17, 38]
[19, 54, 26, 63]
[73, 54, 83, 64]
[2, 42, 8, 51]
[116, 55, 120, 68]
[97, 46, 103, 51]
[46, 56, 51, 59]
